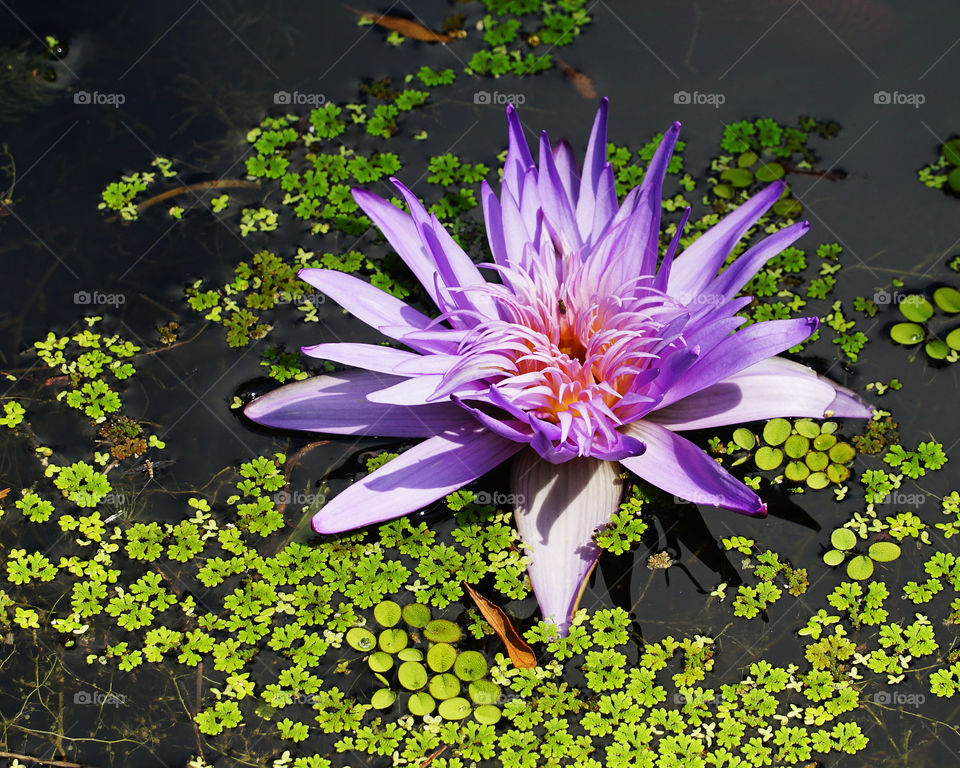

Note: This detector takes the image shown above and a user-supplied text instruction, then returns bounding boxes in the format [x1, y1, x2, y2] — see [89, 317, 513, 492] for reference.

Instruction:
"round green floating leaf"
[713, 183, 733, 200]
[830, 528, 857, 551]
[468, 680, 501, 705]
[453, 651, 488, 682]
[474, 704, 502, 725]
[374, 600, 401, 628]
[402, 602, 431, 628]
[424, 619, 461, 644]
[823, 549, 846, 567]
[944, 138, 960, 166]
[368, 651, 394, 673]
[806, 472, 829, 490]
[846, 555, 874, 581]
[407, 691, 435, 716]
[370, 688, 396, 709]
[805, 451, 829, 472]
[732, 427, 756, 450]
[934, 286, 960, 313]
[437, 697, 472, 720]
[813, 433, 837, 451]
[926, 339, 950, 360]
[784, 434, 809, 459]
[398, 661, 428, 690]
[346, 627, 376, 652]
[821, 421, 839, 435]
[949, 166, 960, 193]
[755, 162, 785, 182]
[828, 442, 856, 464]
[784, 461, 810, 482]
[755, 446, 783, 471]
[374, 672, 390, 687]
[826, 463, 851, 484]
[794, 419, 820, 438]
[899, 295, 934, 322]
[762, 418, 791, 446]
[868, 541, 901, 562]
[378, 628, 409, 654]
[398, 648, 423, 662]
[429, 673, 461, 700]
[737, 151, 758, 168]
[772, 198, 802, 217]
[721, 167, 754, 187]
[427, 643, 457, 673]
[946, 328, 960, 351]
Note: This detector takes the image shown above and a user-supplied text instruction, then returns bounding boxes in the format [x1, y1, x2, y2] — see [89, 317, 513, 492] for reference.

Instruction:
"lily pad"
[398, 648, 424, 662]
[813, 433, 837, 451]
[946, 328, 960, 351]
[437, 697, 472, 720]
[868, 541, 901, 562]
[806, 472, 829, 490]
[374, 600, 401, 627]
[830, 528, 857, 551]
[429, 673, 461, 700]
[468, 680, 501, 705]
[398, 661, 428, 690]
[828, 442, 856, 464]
[424, 619, 461, 644]
[346, 627, 376, 652]
[926, 339, 950, 360]
[794, 419, 820, 438]
[826, 463, 850, 484]
[402, 602, 431, 628]
[823, 549, 846, 567]
[933, 286, 960, 313]
[890, 322, 924, 345]
[762, 418, 791, 446]
[427, 642, 457, 673]
[805, 451, 829, 472]
[784, 461, 810, 482]
[846, 555, 874, 581]
[772, 197, 802, 217]
[721, 167, 754, 187]
[944, 138, 960, 165]
[378, 628, 408, 654]
[899, 295, 934, 322]
[474, 704, 502, 725]
[737, 151, 758, 167]
[407, 691, 436, 716]
[370, 689, 396, 709]
[755, 446, 783, 471]
[368, 651, 394, 673]
[732, 427, 756, 450]
[821, 421, 839, 434]
[713, 183, 733, 200]
[784, 434, 809, 459]
[755, 162, 785, 182]
[950, 166, 960, 194]
[453, 650, 488, 682]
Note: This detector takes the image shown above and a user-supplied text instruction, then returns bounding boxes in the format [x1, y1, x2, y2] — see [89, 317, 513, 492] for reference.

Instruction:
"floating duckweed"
[407, 691, 435, 716]
[755, 446, 783, 471]
[398, 648, 423, 662]
[755, 161, 785, 182]
[370, 689, 396, 709]
[831, 528, 858, 550]
[473, 704, 502, 725]
[826, 463, 851, 484]
[805, 451, 829, 472]
[926, 339, 950, 359]
[784, 434, 809, 458]
[950, 166, 960, 193]
[946, 328, 960, 351]
[899, 295, 934, 322]
[378, 628, 409, 654]
[794, 419, 820, 438]
[732, 427, 755, 450]
[426, 642, 457, 673]
[720, 167, 753, 187]
[737, 151, 758, 167]
[868, 541, 902, 562]
[823, 549, 846, 566]
[785, 461, 810, 482]
[424, 619, 461, 643]
[944, 137, 960, 165]
[820, 420, 839, 434]
[453, 650, 487, 681]
[828, 442, 856, 464]
[368, 651, 394, 673]
[468, 679, 500, 705]
[806, 472, 829, 490]
[373, 599, 401, 627]
[847, 554, 874, 580]
[713, 183, 733, 199]
[934, 286, 960, 313]
[437, 696, 472, 720]
[401, 602, 431, 628]
[813, 433, 836, 451]
[890, 322, 925, 345]
[398, 660, 428, 690]
[762, 418, 791, 445]
[772, 197, 802, 217]
[346, 627, 376, 652]
[429, 673, 461, 700]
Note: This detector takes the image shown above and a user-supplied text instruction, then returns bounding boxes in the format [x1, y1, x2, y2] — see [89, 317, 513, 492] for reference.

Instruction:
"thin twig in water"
[419, 745, 448, 768]
[0, 751, 90, 768]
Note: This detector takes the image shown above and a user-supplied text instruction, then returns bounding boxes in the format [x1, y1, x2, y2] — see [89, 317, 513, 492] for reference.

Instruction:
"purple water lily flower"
[245, 99, 871, 635]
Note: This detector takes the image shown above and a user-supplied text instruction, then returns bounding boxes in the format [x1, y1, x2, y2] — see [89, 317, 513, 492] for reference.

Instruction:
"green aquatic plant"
[887, 287, 960, 361]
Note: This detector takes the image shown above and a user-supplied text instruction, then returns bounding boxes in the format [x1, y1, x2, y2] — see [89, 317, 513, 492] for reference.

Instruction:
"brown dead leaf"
[345, 5, 456, 43]
[0, 488, 9, 501]
[463, 582, 536, 669]
[556, 56, 598, 100]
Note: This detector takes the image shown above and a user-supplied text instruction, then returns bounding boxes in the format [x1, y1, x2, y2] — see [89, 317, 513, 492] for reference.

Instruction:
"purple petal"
[576, 98, 611, 238]
[552, 138, 581, 205]
[621, 421, 766, 516]
[244, 370, 472, 436]
[301, 342, 421, 374]
[511, 448, 623, 636]
[503, 104, 535, 202]
[537, 131, 581, 252]
[313, 426, 521, 533]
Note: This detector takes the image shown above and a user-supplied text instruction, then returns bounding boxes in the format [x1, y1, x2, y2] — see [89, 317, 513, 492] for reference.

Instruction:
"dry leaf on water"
[345, 5, 456, 43]
[463, 582, 536, 669]
[556, 56, 598, 99]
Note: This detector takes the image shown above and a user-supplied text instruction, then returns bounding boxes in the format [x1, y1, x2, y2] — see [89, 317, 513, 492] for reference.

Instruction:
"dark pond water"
[1, 1, 960, 766]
